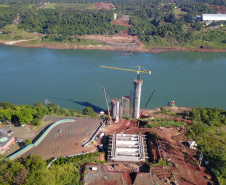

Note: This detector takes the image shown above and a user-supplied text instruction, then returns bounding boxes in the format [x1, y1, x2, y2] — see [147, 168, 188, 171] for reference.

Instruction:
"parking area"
[2, 124, 36, 156]
[21, 118, 102, 159]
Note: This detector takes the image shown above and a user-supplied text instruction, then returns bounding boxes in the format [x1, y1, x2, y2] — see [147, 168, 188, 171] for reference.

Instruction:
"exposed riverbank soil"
[1, 34, 226, 53]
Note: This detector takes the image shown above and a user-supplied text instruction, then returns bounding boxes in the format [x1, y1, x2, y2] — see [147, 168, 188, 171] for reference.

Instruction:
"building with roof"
[122, 15, 130, 21]
[0, 133, 15, 153]
[202, 14, 226, 21]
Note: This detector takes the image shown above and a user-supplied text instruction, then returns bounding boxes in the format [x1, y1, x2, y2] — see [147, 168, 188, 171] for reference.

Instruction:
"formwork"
[108, 134, 148, 162]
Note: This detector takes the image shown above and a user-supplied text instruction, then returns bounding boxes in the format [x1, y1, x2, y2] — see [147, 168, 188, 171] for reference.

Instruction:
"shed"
[188, 141, 197, 150]
[122, 15, 130, 21]
[202, 14, 226, 21]
[91, 166, 98, 171]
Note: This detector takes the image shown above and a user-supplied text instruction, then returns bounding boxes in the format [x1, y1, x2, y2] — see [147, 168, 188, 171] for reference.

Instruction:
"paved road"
[21, 118, 102, 159]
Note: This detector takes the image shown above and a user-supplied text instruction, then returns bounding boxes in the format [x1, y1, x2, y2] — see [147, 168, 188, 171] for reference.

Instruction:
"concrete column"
[133, 79, 143, 119]
[111, 99, 121, 122]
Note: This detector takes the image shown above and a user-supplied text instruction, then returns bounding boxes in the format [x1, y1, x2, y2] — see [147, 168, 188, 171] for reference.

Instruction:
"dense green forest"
[188, 107, 226, 185]
[0, 152, 103, 185]
[18, 9, 114, 35]
[0, 102, 97, 126]
[0, 0, 226, 48]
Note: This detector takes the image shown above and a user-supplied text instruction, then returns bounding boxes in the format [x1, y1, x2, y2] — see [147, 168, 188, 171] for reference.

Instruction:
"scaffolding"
[122, 96, 130, 117]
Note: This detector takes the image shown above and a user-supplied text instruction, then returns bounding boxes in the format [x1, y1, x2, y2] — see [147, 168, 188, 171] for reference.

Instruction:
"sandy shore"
[1, 36, 226, 53]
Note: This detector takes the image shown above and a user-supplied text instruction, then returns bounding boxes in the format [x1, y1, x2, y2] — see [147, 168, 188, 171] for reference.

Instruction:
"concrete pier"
[111, 98, 121, 122]
[133, 79, 143, 119]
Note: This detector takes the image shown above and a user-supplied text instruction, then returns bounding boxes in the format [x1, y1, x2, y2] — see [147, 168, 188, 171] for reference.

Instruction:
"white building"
[114, 13, 117, 20]
[202, 14, 226, 21]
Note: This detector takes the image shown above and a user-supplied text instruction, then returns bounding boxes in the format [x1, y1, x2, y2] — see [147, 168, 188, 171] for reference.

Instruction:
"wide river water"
[0, 45, 226, 111]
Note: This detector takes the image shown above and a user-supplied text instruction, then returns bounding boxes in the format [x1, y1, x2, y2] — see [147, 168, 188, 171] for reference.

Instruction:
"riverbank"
[0, 36, 226, 53]
[1, 35, 226, 53]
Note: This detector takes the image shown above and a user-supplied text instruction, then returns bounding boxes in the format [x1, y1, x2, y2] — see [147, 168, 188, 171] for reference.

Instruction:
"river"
[0, 45, 226, 111]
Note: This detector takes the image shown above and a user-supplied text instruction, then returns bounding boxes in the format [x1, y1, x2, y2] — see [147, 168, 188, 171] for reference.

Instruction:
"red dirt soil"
[112, 20, 131, 27]
[206, 4, 226, 14]
[94, 3, 116, 10]
[103, 112, 215, 185]
[1, 35, 226, 53]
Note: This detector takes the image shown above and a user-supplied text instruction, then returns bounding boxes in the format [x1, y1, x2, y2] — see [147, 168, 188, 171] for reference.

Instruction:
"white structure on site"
[114, 13, 117, 20]
[188, 141, 198, 150]
[108, 134, 148, 162]
[202, 14, 226, 21]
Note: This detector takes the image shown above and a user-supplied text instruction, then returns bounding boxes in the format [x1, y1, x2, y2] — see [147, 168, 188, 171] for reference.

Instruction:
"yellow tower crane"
[100, 65, 151, 80]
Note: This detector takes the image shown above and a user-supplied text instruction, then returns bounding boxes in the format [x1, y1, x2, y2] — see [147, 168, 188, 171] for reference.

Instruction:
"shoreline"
[1, 39, 226, 53]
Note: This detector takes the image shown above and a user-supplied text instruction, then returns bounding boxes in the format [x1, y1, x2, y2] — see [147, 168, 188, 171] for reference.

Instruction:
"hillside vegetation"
[0, 0, 225, 49]
[187, 107, 226, 185]
[0, 152, 102, 185]
[0, 102, 97, 126]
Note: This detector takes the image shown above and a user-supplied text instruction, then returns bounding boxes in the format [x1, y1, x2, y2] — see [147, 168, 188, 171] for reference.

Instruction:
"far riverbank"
[1, 37, 226, 53]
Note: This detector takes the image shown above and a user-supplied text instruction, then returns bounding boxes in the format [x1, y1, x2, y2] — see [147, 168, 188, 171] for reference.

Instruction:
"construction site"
[82, 66, 216, 185]
[4, 65, 217, 185]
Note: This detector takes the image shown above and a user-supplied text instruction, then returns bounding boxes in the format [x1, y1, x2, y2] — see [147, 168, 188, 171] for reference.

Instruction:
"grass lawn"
[174, 8, 187, 16]
[44, 3, 93, 10]
[33, 120, 51, 131]
[44, 3, 57, 9]
[0, 4, 10, 7]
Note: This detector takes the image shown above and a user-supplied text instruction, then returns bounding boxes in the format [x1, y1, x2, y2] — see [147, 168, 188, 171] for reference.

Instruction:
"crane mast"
[98, 85, 112, 121]
[102, 87, 111, 121]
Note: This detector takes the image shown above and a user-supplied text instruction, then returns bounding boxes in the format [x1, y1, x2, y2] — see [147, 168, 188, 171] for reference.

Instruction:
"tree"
[0, 108, 12, 121]
[33, 102, 48, 119]
[167, 13, 176, 24]
[47, 103, 60, 114]
[193, 21, 202, 31]
[82, 107, 96, 117]
[17, 105, 35, 124]
[184, 13, 193, 23]
[23, 155, 55, 185]
[24, 139, 32, 146]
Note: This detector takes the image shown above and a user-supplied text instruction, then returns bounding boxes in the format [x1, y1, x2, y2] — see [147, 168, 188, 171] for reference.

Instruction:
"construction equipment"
[97, 85, 112, 121]
[100, 65, 151, 80]
[138, 89, 156, 119]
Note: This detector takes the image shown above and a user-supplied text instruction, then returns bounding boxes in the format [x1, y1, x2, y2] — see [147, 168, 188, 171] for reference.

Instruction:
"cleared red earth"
[99, 108, 215, 185]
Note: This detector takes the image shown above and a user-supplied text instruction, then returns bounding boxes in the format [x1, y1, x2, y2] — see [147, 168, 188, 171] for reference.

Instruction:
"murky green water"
[0, 45, 226, 111]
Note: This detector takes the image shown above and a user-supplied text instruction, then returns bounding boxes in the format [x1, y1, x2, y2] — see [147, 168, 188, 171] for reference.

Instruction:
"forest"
[0, 102, 97, 126]
[0, 0, 226, 48]
[188, 107, 226, 185]
[0, 152, 103, 185]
